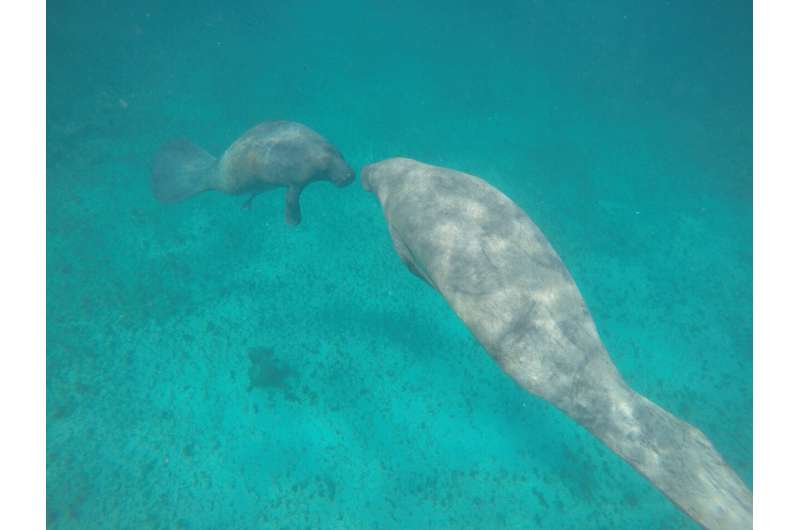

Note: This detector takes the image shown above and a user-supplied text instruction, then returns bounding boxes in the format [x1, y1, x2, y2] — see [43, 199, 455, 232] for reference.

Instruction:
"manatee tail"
[151, 138, 219, 202]
[559, 374, 752, 530]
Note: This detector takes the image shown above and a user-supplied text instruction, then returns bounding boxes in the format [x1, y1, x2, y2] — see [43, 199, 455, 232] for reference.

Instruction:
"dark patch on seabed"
[247, 346, 297, 397]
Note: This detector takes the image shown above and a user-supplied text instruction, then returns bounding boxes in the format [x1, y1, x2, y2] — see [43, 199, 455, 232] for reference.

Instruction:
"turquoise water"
[46, 1, 752, 529]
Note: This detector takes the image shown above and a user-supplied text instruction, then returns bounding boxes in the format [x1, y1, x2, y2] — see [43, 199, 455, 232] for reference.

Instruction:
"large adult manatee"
[362, 157, 752, 530]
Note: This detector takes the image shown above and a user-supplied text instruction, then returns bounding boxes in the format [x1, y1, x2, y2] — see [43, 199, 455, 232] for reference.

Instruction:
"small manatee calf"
[362, 157, 752, 530]
[151, 120, 354, 224]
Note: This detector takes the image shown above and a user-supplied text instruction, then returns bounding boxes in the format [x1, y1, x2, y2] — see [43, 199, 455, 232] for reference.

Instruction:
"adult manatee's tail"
[151, 138, 219, 202]
[554, 369, 753, 530]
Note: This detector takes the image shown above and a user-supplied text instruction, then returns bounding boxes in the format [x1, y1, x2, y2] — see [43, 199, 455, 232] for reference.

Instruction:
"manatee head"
[360, 162, 379, 192]
[361, 157, 420, 205]
[326, 148, 355, 187]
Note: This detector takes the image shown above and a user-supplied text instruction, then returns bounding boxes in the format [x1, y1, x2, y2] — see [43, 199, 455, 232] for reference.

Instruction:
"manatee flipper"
[241, 193, 259, 209]
[151, 138, 218, 203]
[389, 224, 433, 286]
[284, 185, 302, 225]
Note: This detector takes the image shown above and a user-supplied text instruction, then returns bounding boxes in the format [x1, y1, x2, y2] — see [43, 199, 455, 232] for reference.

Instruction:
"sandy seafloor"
[46, 1, 752, 529]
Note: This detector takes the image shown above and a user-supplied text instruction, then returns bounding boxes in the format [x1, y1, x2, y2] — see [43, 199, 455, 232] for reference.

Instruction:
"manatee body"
[362, 157, 752, 530]
[151, 121, 354, 224]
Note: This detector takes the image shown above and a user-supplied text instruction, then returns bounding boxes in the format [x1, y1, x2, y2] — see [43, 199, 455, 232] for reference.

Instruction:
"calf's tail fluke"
[151, 138, 218, 202]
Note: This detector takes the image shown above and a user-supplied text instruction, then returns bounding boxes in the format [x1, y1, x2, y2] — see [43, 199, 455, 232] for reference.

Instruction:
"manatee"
[362, 157, 752, 530]
[151, 120, 354, 224]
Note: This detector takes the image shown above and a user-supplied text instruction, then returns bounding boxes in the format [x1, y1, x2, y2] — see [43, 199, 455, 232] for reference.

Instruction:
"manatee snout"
[335, 163, 356, 187]
[361, 157, 414, 193]
[360, 162, 379, 192]
[329, 154, 355, 187]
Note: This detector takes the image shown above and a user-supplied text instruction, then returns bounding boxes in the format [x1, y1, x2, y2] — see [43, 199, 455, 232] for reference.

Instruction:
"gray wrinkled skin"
[362, 157, 752, 530]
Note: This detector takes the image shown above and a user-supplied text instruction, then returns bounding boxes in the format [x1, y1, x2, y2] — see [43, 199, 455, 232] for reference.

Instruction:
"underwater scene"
[46, 1, 752, 529]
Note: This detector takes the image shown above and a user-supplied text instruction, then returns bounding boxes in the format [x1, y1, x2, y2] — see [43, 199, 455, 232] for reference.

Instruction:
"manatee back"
[218, 121, 347, 194]
[363, 158, 617, 402]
